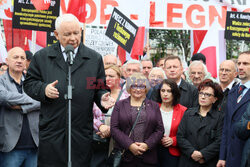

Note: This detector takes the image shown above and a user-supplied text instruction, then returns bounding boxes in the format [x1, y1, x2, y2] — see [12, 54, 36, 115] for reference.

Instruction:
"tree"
[149, 29, 190, 64]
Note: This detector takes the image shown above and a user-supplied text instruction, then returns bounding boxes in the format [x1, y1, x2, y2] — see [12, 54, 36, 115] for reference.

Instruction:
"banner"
[12, 0, 60, 31]
[225, 11, 250, 41]
[85, 27, 117, 56]
[105, 8, 138, 53]
[82, 0, 249, 30]
[2, 0, 250, 30]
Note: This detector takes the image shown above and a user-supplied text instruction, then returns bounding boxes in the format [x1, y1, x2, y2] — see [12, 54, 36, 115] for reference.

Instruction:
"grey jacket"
[0, 72, 40, 152]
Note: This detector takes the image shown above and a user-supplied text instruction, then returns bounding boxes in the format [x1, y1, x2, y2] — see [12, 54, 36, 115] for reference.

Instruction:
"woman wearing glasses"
[156, 79, 187, 167]
[111, 72, 164, 167]
[177, 79, 224, 167]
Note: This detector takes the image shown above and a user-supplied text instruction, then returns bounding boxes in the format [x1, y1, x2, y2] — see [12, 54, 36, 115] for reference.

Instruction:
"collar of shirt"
[223, 80, 236, 92]
[193, 107, 216, 119]
[177, 79, 182, 87]
[239, 80, 250, 97]
[60, 45, 79, 62]
[7, 68, 25, 84]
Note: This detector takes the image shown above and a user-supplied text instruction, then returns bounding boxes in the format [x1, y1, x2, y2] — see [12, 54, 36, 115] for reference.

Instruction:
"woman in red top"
[157, 79, 187, 167]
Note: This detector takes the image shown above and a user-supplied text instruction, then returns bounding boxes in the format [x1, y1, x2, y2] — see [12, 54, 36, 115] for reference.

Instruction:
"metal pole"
[66, 63, 73, 167]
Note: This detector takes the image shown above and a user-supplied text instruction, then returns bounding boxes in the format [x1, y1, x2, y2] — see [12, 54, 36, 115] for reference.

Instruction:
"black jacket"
[150, 79, 198, 109]
[24, 42, 108, 167]
[177, 107, 224, 167]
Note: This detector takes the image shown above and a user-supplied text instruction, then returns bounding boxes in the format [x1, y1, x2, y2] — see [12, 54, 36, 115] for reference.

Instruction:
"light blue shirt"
[239, 80, 250, 98]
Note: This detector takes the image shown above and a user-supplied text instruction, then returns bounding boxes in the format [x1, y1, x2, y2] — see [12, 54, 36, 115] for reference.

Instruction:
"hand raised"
[101, 92, 115, 109]
[45, 80, 59, 99]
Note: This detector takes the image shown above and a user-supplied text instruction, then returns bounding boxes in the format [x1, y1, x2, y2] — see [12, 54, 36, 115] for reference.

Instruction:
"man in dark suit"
[23, 14, 114, 167]
[218, 60, 238, 112]
[150, 56, 198, 108]
[233, 103, 250, 167]
[0, 47, 40, 167]
[217, 51, 250, 167]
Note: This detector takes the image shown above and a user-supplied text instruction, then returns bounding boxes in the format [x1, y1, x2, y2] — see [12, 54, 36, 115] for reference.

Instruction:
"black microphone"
[65, 45, 74, 65]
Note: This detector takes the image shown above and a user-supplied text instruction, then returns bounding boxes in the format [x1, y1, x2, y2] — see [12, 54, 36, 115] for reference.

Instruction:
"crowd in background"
[0, 14, 249, 167]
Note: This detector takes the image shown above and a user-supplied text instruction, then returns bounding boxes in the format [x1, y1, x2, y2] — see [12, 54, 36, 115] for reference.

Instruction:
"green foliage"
[149, 29, 190, 64]
[226, 39, 250, 59]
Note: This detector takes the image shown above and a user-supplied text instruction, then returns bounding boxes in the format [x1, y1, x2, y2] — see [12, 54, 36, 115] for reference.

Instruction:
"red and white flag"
[191, 23, 226, 78]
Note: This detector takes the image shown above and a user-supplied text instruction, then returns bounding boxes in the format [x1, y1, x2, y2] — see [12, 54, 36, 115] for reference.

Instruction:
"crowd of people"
[0, 13, 249, 167]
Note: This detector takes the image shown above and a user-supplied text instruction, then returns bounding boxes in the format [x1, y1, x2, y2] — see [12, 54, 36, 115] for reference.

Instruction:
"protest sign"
[12, 0, 60, 31]
[85, 27, 117, 56]
[225, 11, 250, 41]
[105, 8, 138, 53]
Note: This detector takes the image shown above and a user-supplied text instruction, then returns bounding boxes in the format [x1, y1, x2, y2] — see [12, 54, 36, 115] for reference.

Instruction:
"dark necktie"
[238, 85, 246, 97]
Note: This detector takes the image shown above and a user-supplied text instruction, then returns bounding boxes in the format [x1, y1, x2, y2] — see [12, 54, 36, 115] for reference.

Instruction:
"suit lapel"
[233, 89, 250, 114]
[71, 43, 90, 74]
[122, 97, 132, 128]
[4, 73, 17, 91]
[144, 99, 152, 133]
[51, 43, 68, 74]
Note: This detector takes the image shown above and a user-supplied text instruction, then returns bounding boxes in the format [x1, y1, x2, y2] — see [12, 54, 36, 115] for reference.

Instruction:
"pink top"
[93, 89, 130, 131]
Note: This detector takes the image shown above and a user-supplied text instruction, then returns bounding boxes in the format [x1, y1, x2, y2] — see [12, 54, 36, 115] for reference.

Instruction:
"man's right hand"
[216, 160, 226, 167]
[45, 80, 59, 99]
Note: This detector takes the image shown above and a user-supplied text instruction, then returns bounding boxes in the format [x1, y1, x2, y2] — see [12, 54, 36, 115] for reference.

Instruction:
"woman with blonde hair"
[91, 65, 129, 167]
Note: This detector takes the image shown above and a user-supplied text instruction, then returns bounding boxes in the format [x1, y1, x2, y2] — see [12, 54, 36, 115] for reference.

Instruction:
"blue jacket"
[219, 84, 250, 167]
[233, 103, 250, 167]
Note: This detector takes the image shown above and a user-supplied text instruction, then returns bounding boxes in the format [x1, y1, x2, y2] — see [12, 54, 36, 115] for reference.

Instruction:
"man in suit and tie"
[0, 47, 40, 167]
[23, 14, 114, 167]
[217, 51, 250, 167]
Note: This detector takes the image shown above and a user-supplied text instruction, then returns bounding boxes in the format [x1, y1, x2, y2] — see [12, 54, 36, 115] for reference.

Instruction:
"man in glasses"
[217, 51, 250, 167]
[218, 60, 239, 112]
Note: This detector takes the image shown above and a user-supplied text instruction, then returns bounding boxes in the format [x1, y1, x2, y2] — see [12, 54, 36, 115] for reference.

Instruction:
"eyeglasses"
[199, 92, 214, 98]
[131, 84, 146, 89]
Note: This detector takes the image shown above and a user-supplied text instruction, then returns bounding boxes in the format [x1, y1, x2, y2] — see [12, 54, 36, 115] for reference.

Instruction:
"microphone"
[65, 45, 74, 65]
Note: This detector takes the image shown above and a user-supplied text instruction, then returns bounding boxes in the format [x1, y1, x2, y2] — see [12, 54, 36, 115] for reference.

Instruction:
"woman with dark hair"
[177, 79, 224, 167]
[157, 79, 187, 167]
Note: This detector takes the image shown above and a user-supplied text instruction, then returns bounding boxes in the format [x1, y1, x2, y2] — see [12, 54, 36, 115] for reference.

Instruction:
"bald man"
[103, 54, 117, 67]
[218, 60, 238, 112]
[0, 47, 40, 167]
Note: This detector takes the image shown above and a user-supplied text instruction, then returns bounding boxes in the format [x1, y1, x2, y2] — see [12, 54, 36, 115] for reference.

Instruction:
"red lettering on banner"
[100, 0, 118, 24]
[186, 5, 205, 28]
[167, 3, 183, 28]
[150, 2, 164, 27]
[209, 6, 227, 28]
[85, 0, 97, 24]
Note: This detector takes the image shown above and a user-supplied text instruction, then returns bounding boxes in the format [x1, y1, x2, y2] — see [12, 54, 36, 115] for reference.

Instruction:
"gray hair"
[149, 67, 167, 79]
[185, 60, 217, 84]
[123, 59, 143, 72]
[188, 60, 208, 75]
[55, 14, 80, 31]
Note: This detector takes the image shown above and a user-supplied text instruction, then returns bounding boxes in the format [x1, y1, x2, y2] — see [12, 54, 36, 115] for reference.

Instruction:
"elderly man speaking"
[24, 14, 114, 167]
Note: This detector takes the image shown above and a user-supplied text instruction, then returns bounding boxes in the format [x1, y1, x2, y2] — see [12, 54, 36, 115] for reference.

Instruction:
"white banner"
[2, 0, 249, 29]
[84, 0, 249, 29]
[84, 27, 118, 56]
